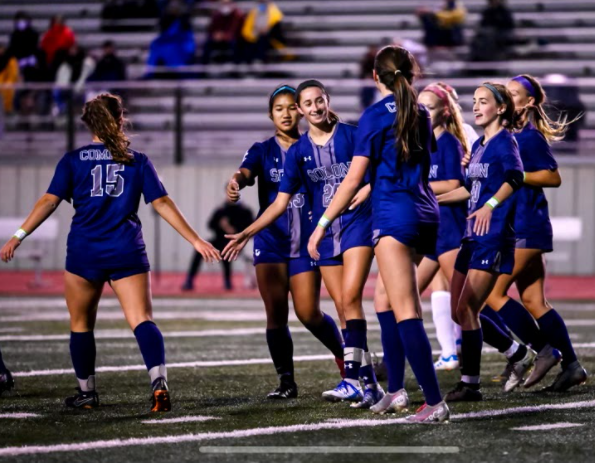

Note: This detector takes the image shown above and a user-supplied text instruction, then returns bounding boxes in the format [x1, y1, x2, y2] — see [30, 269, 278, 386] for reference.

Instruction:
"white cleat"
[370, 388, 409, 414]
[504, 347, 537, 392]
[350, 384, 385, 409]
[405, 401, 450, 424]
[322, 380, 363, 402]
[434, 355, 460, 371]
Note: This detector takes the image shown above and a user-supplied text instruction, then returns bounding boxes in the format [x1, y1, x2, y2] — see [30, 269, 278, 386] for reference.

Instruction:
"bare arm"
[524, 169, 562, 188]
[1, 193, 61, 262]
[437, 186, 470, 204]
[151, 196, 220, 262]
[430, 179, 461, 196]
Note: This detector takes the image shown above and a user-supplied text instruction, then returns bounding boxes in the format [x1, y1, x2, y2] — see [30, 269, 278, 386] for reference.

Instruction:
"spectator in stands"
[416, 1, 466, 49]
[89, 41, 127, 83]
[0, 43, 19, 115]
[469, 0, 515, 62]
[201, 0, 244, 64]
[40, 16, 76, 70]
[182, 192, 254, 291]
[359, 45, 378, 110]
[240, 0, 285, 64]
[52, 44, 95, 116]
[8, 11, 40, 81]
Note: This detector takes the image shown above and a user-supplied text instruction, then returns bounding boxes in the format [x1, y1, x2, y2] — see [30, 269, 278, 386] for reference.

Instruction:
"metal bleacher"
[2, 0, 595, 163]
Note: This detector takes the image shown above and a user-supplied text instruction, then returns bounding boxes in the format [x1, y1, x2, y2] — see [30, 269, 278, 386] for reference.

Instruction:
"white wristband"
[486, 197, 499, 209]
[318, 214, 331, 229]
[13, 228, 27, 241]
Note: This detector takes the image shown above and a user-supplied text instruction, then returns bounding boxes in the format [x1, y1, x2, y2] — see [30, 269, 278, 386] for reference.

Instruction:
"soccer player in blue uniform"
[225, 85, 345, 399]
[223, 80, 384, 409]
[309, 46, 449, 423]
[482, 75, 587, 391]
[439, 82, 538, 402]
[0, 94, 220, 411]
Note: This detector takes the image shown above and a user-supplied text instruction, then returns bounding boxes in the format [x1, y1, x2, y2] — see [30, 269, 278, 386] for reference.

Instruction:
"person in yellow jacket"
[0, 43, 20, 114]
[417, 1, 466, 49]
[240, 0, 286, 63]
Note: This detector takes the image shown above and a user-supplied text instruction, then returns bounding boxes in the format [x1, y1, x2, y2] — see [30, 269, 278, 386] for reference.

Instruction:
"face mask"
[16, 20, 28, 30]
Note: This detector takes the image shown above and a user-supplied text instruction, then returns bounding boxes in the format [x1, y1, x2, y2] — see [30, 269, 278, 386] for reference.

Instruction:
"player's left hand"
[222, 232, 249, 261]
[0, 237, 21, 263]
[194, 238, 221, 263]
[468, 205, 493, 236]
[308, 226, 325, 261]
[349, 184, 371, 210]
[461, 151, 472, 167]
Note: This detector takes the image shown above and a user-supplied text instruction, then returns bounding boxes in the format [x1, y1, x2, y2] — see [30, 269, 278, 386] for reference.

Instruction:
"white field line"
[0, 328, 24, 333]
[0, 413, 40, 419]
[0, 400, 594, 457]
[511, 422, 584, 431]
[141, 416, 221, 425]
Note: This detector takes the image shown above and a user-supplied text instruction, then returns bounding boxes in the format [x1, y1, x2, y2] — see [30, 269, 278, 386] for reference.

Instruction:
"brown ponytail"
[374, 46, 422, 163]
[81, 93, 132, 164]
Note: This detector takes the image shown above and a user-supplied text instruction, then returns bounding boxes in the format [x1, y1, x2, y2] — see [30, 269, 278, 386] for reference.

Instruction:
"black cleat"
[444, 381, 483, 402]
[543, 361, 588, 392]
[151, 377, 171, 412]
[64, 388, 100, 409]
[0, 370, 14, 396]
[267, 381, 298, 399]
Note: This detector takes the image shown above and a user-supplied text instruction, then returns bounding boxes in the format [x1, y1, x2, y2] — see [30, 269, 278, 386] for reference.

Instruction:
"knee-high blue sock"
[134, 321, 166, 384]
[344, 319, 367, 382]
[537, 309, 577, 369]
[304, 313, 344, 359]
[70, 331, 96, 391]
[266, 327, 294, 383]
[398, 319, 442, 406]
[461, 328, 483, 385]
[480, 314, 514, 353]
[481, 306, 511, 336]
[377, 311, 405, 392]
[496, 300, 546, 351]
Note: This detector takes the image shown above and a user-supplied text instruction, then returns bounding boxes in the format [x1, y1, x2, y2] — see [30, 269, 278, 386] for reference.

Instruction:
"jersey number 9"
[91, 164, 125, 197]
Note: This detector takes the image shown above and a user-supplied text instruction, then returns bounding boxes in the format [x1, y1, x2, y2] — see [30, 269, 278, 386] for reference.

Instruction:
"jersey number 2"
[91, 164, 125, 197]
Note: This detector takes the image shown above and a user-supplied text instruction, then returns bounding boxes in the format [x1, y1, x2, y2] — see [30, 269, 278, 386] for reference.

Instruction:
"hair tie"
[394, 69, 401, 76]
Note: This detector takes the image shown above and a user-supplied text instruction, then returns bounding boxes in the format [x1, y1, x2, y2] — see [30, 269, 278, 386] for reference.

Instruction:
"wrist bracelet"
[523, 171, 526, 182]
[318, 214, 331, 229]
[486, 197, 499, 209]
[13, 228, 27, 241]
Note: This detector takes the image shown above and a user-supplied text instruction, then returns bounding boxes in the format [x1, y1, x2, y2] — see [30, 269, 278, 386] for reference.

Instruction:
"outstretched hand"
[194, 239, 221, 263]
[0, 237, 21, 263]
[308, 226, 326, 261]
[222, 232, 249, 261]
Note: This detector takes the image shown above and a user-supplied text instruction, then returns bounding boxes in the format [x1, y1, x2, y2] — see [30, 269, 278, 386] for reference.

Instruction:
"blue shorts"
[317, 255, 343, 267]
[454, 240, 515, 275]
[253, 250, 317, 277]
[66, 251, 150, 283]
[373, 223, 438, 256]
[516, 235, 553, 253]
[340, 221, 374, 254]
[426, 239, 462, 262]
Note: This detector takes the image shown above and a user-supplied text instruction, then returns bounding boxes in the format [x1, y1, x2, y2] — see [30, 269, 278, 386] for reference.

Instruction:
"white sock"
[504, 341, 520, 359]
[149, 364, 167, 384]
[461, 375, 480, 385]
[431, 291, 456, 358]
[77, 375, 95, 392]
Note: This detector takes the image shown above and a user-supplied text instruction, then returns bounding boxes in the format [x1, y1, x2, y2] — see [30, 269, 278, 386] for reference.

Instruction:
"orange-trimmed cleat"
[151, 378, 171, 412]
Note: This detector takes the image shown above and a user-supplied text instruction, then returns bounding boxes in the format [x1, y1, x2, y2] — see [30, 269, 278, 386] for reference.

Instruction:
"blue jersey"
[513, 123, 557, 243]
[47, 142, 167, 266]
[353, 94, 439, 232]
[279, 122, 372, 259]
[430, 131, 467, 252]
[240, 136, 310, 258]
[465, 129, 523, 246]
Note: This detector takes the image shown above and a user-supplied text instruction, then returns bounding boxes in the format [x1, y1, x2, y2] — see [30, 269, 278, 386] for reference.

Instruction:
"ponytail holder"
[394, 70, 401, 76]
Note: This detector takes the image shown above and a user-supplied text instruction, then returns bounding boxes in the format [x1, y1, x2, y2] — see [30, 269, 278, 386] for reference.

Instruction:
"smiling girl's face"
[473, 86, 505, 128]
[297, 87, 330, 126]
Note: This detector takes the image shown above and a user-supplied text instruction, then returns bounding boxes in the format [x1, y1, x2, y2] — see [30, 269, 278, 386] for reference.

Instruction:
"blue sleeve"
[522, 132, 558, 172]
[441, 136, 465, 183]
[502, 138, 524, 174]
[142, 156, 168, 203]
[239, 142, 264, 175]
[279, 145, 302, 195]
[47, 154, 73, 203]
[353, 110, 383, 159]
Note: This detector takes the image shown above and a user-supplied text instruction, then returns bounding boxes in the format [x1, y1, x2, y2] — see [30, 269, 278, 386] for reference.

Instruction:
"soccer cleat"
[405, 401, 450, 424]
[491, 362, 514, 383]
[267, 381, 298, 400]
[151, 377, 171, 412]
[434, 355, 460, 371]
[0, 370, 15, 396]
[444, 382, 483, 402]
[543, 361, 588, 392]
[350, 384, 385, 409]
[523, 345, 562, 388]
[504, 347, 537, 392]
[64, 388, 100, 409]
[370, 388, 409, 414]
[322, 380, 363, 402]
[335, 358, 346, 379]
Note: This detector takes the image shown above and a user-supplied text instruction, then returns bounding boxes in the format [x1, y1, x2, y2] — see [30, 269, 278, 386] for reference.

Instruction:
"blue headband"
[271, 85, 296, 99]
[482, 83, 504, 104]
[511, 76, 536, 97]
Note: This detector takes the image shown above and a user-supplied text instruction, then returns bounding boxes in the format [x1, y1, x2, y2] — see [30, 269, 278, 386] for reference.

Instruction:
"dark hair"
[374, 45, 422, 162]
[295, 79, 339, 124]
[512, 74, 580, 143]
[81, 93, 132, 164]
[14, 11, 31, 22]
[268, 84, 296, 113]
[480, 81, 519, 130]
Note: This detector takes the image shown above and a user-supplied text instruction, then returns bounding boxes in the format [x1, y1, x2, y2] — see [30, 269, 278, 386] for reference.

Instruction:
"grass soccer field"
[0, 296, 594, 463]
